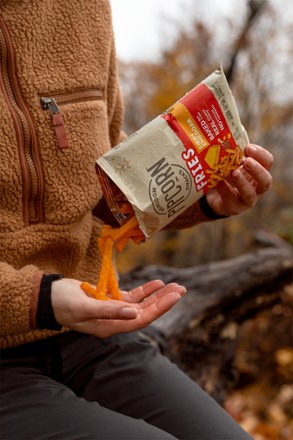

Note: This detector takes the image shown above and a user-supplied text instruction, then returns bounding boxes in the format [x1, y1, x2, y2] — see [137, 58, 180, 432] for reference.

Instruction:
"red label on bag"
[162, 83, 242, 193]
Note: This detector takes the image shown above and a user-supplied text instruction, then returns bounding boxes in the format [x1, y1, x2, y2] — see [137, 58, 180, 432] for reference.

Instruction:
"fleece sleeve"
[0, 262, 44, 337]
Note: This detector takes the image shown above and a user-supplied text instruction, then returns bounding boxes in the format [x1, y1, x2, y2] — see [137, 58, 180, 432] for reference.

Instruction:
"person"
[0, 1, 273, 439]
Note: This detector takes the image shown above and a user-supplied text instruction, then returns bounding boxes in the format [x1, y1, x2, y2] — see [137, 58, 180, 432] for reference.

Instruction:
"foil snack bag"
[96, 66, 249, 237]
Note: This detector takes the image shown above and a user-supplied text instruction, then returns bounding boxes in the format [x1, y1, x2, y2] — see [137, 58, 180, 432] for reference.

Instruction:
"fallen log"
[120, 238, 292, 336]
[120, 232, 293, 402]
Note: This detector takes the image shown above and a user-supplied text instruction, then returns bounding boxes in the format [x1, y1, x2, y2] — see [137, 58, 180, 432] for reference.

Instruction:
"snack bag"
[96, 66, 249, 238]
[81, 67, 249, 300]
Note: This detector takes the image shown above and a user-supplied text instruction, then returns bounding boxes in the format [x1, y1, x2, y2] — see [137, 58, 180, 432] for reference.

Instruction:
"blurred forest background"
[114, 0, 293, 438]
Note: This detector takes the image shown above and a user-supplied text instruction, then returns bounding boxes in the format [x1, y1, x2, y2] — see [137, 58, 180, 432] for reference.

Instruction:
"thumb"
[84, 298, 138, 321]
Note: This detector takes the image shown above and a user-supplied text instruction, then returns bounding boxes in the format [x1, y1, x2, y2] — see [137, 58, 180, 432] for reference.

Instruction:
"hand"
[206, 144, 273, 217]
[51, 278, 186, 338]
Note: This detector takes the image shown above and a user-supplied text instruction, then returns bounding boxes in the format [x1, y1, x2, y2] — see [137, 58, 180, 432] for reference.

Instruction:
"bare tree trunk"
[225, 0, 268, 83]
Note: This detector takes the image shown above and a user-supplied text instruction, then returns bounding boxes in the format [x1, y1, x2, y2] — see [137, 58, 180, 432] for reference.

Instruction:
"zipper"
[43, 89, 104, 105]
[40, 89, 103, 150]
[40, 97, 69, 149]
[0, 17, 44, 225]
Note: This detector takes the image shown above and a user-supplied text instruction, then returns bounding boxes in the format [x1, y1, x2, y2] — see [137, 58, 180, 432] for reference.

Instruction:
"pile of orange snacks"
[81, 66, 249, 300]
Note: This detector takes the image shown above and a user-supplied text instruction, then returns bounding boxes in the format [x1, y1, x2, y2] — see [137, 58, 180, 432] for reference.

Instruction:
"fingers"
[242, 144, 273, 195]
[89, 289, 182, 338]
[85, 283, 184, 338]
[231, 168, 258, 207]
[139, 291, 182, 327]
[85, 281, 185, 323]
[152, 291, 182, 313]
[102, 283, 184, 323]
[126, 279, 186, 304]
[243, 157, 273, 194]
[140, 283, 186, 309]
[229, 144, 273, 207]
[124, 279, 166, 303]
[245, 144, 274, 171]
[125, 288, 183, 330]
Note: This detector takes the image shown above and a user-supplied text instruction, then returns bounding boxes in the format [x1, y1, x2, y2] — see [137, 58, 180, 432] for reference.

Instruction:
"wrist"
[199, 195, 229, 220]
[36, 274, 64, 330]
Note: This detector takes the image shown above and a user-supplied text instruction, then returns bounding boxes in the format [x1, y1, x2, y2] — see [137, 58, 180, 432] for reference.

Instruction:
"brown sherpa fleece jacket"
[0, 0, 210, 349]
[0, 0, 125, 348]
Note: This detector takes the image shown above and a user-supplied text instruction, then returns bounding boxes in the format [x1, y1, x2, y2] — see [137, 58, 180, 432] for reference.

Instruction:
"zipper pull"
[41, 97, 69, 149]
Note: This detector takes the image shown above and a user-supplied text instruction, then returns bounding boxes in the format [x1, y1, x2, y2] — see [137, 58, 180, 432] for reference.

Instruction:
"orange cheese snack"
[81, 216, 144, 300]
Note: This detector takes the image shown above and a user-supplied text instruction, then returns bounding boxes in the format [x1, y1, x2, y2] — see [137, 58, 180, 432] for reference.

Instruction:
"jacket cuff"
[199, 195, 229, 221]
[36, 274, 63, 331]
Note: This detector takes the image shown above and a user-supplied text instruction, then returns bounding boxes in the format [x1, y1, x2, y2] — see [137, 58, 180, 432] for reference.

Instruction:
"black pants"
[1, 331, 252, 440]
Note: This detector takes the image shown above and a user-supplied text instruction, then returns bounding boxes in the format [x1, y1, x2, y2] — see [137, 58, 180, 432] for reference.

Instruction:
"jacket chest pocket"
[38, 88, 111, 224]
[40, 89, 105, 151]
